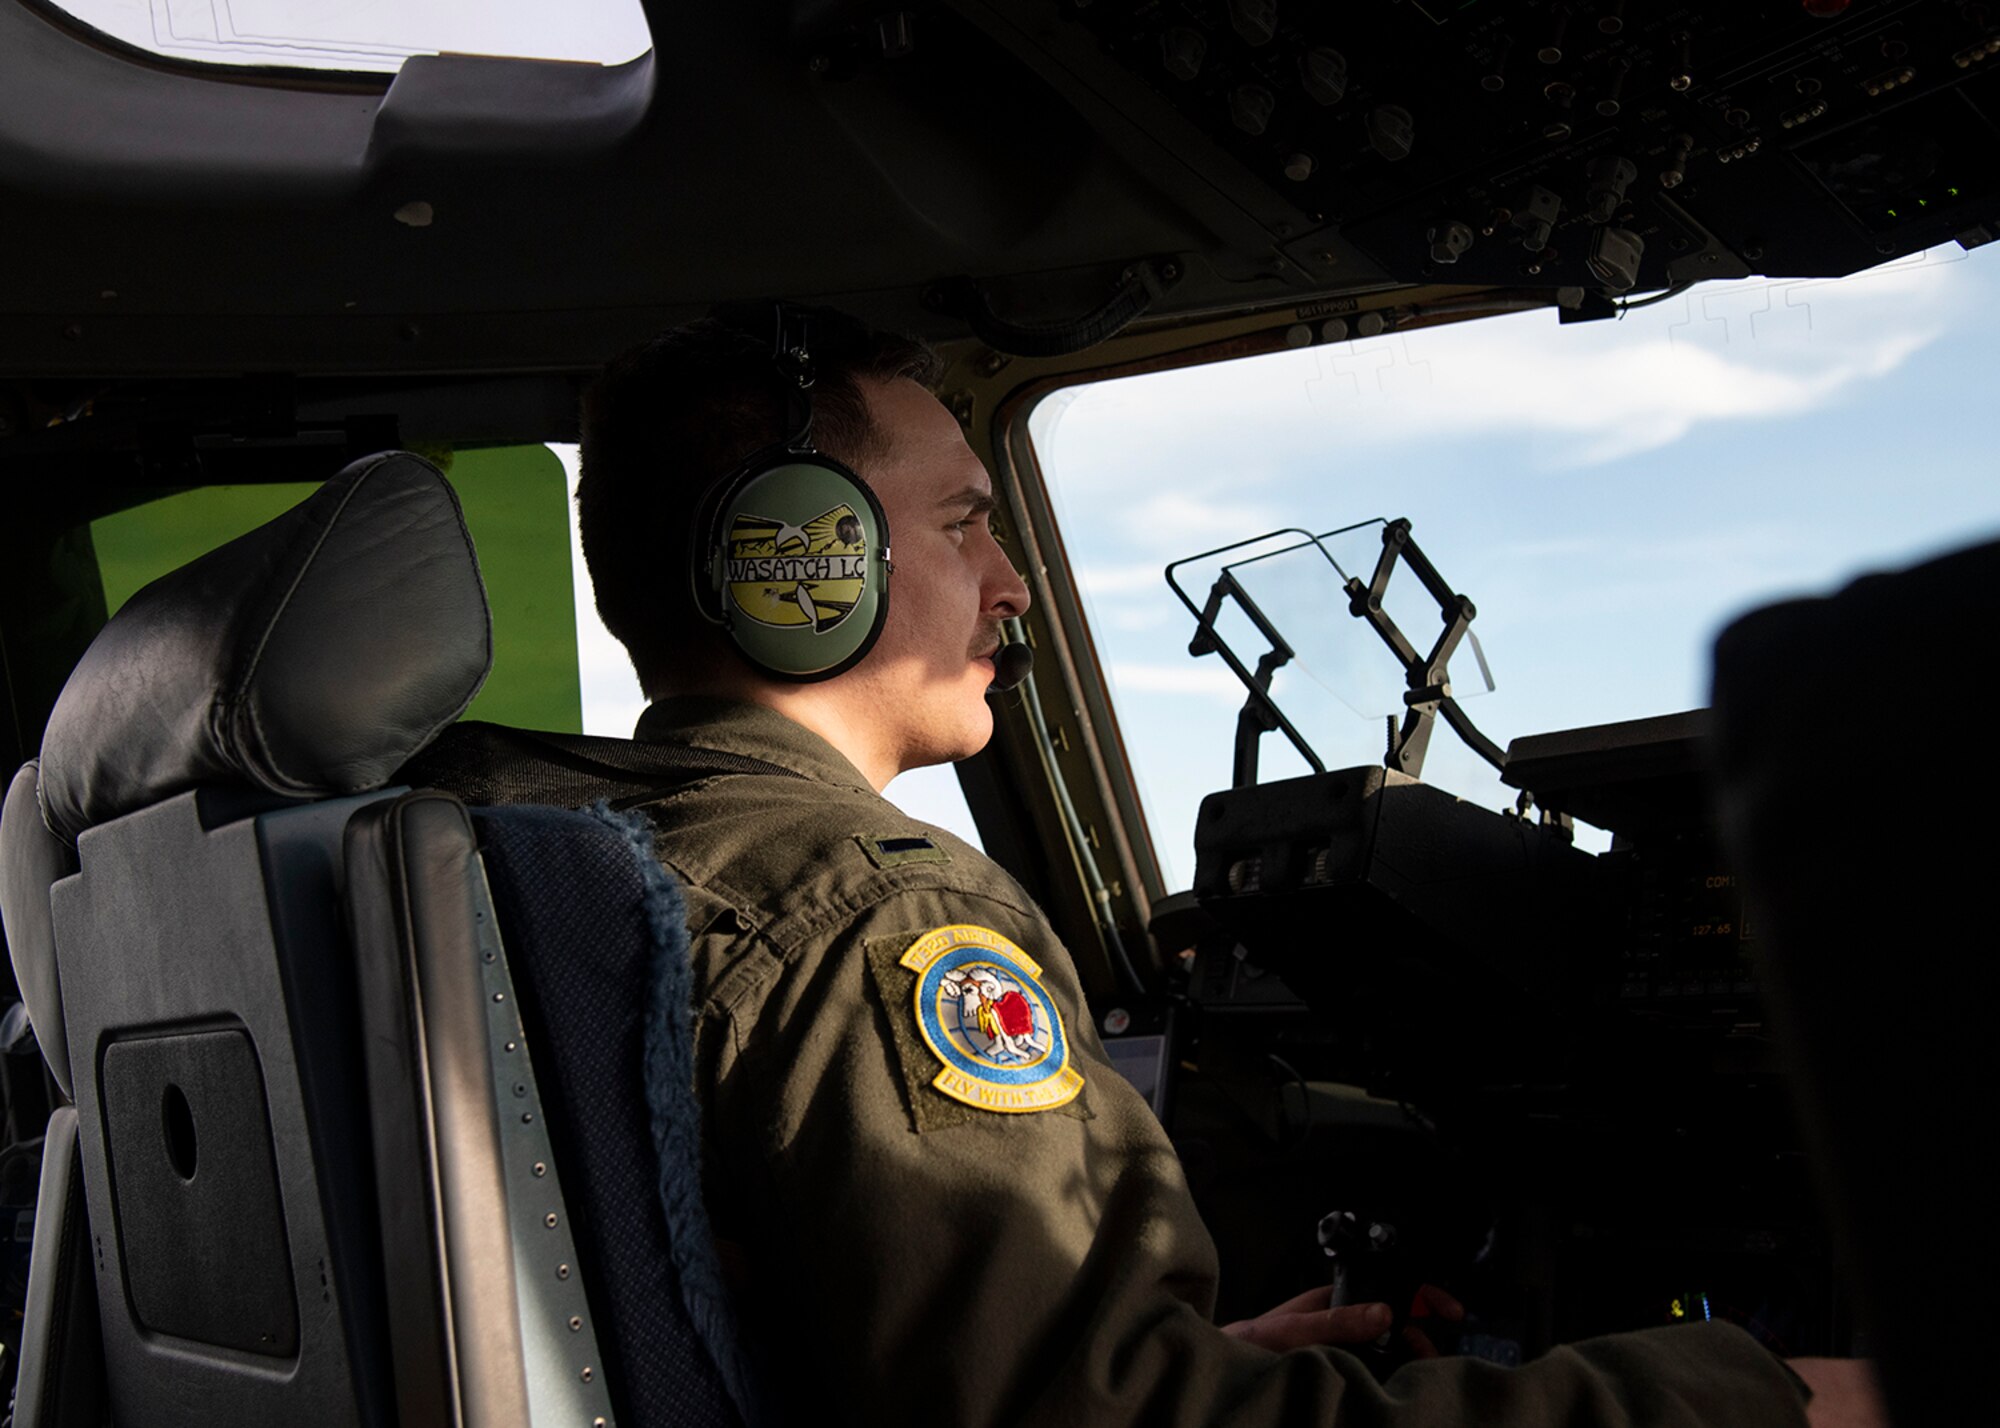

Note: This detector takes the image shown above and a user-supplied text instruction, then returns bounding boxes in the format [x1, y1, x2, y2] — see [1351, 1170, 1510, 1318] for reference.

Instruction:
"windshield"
[1033, 243, 2000, 887]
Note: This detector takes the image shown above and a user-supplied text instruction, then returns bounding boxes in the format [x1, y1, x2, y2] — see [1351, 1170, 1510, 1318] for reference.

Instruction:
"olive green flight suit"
[634, 697, 1808, 1428]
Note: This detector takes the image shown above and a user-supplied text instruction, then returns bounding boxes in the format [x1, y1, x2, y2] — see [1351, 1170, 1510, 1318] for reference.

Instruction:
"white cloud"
[1109, 663, 1247, 701]
[1035, 253, 1971, 499]
[1073, 560, 1174, 595]
[1125, 490, 1286, 547]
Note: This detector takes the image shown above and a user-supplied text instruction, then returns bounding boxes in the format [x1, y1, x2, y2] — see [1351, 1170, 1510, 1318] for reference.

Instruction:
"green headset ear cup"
[705, 455, 891, 681]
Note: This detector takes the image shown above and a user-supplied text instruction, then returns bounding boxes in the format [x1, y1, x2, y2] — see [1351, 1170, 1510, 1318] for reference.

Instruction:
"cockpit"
[2, 2, 1997, 1424]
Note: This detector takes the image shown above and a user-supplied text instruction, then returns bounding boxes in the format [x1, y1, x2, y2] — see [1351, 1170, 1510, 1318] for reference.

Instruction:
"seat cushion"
[473, 802, 751, 1428]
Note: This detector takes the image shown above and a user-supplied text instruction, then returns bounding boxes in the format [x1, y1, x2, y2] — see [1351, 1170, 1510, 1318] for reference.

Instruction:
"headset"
[689, 306, 894, 682]
[689, 303, 1033, 690]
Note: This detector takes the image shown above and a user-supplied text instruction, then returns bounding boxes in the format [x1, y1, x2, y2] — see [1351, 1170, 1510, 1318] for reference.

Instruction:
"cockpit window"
[48, 0, 652, 74]
[1032, 243, 2000, 888]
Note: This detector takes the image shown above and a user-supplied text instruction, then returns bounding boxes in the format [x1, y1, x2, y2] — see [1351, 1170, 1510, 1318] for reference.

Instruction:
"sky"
[557, 242, 2000, 888]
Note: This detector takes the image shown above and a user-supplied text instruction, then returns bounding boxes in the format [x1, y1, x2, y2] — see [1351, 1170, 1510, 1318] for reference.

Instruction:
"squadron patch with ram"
[725, 504, 867, 633]
[896, 924, 1085, 1115]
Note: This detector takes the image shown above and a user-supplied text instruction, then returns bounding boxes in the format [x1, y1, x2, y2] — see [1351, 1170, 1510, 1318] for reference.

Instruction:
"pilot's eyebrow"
[940, 487, 998, 514]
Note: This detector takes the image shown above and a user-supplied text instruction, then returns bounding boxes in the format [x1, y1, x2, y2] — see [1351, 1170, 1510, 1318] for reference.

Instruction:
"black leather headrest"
[38, 451, 491, 844]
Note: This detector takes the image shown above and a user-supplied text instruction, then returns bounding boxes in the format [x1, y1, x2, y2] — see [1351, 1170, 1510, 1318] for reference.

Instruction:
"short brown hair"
[577, 308, 939, 696]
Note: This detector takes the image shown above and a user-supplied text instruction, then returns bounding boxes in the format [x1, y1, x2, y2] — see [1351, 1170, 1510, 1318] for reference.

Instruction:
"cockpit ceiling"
[2, 0, 1996, 378]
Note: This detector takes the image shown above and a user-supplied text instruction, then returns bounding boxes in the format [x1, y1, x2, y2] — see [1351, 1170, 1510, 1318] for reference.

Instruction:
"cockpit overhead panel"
[1050, 0, 2000, 302]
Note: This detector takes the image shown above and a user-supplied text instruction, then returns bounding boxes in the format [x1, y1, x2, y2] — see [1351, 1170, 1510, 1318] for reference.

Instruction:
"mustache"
[970, 623, 1008, 659]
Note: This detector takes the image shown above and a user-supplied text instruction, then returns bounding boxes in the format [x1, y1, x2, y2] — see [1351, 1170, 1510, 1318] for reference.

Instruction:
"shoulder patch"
[855, 833, 950, 870]
[897, 924, 1085, 1115]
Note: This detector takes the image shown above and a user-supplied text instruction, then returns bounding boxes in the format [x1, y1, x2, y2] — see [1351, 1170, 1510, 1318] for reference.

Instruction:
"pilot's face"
[846, 376, 1030, 777]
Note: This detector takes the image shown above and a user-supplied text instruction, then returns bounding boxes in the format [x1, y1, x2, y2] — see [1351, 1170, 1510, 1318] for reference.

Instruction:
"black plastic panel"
[100, 1029, 297, 1356]
[1074, 0, 2000, 293]
[49, 789, 390, 1427]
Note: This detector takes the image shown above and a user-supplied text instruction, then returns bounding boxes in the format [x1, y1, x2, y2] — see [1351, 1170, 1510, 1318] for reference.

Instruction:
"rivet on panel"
[558, 1263, 572, 1280]
[546, 1212, 559, 1229]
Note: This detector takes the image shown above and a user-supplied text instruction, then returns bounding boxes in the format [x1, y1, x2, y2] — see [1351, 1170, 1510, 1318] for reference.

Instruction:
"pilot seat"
[0, 452, 755, 1427]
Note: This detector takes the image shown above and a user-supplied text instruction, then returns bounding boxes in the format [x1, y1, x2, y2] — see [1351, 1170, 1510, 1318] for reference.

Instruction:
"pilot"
[574, 310, 1875, 1428]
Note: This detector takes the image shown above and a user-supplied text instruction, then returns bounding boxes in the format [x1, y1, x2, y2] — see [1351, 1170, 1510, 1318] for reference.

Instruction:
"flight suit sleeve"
[698, 881, 1809, 1428]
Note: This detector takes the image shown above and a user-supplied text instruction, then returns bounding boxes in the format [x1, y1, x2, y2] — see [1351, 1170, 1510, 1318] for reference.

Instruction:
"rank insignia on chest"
[898, 925, 1085, 1115]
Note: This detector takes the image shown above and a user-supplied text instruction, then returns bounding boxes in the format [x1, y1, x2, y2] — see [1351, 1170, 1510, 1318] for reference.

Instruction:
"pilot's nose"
[986, 534, 1031, 619]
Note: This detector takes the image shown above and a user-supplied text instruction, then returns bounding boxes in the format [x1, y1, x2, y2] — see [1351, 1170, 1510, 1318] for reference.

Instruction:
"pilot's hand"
[1221, 1283, 1465, 1356]
[1785, 1358, 1887, 1428]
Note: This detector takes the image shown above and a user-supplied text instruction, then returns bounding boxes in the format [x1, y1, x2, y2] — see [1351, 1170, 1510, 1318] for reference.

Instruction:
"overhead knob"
[1160, 27, 1206, 82]
[1299, 46, 1348, 105]
[1586, 225, 1646, 291]
[1283, 151, 1316, 182]
[1365, 104, 1414, 161]
[1230, 84, 1277, 135]
[1228, 0, 1278, 47]
[1428, 220, 1475, 264]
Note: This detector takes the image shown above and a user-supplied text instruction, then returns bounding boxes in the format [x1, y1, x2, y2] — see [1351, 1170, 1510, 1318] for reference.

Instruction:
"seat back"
[1711, 535, 2000, 1428]
[52, 785, 396, 1423]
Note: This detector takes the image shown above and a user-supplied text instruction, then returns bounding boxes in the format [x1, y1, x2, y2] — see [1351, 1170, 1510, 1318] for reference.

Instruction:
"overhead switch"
[1539, 7, 1568, 64]
[1586, 226, 1646, 292]
[1366, 104, 1415, 161]
[1231, 84, 1277, 136]
[1597, 59, 1630, 116]
[1299, 46, 1348, 105]
[1229, 0, 1278, 47]
[1161, 27, 1206, 81]
[1511, 184, 1562, 250]
[1586, 155, 1638, 221]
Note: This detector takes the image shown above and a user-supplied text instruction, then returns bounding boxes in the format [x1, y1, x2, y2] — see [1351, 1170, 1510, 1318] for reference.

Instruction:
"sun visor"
[39, 451, 491, 845]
